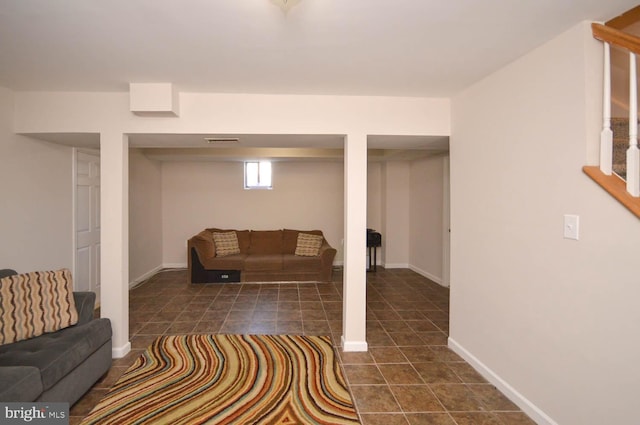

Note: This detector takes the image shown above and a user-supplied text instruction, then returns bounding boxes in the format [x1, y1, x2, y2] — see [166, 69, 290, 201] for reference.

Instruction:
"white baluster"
[600, 42, 613, 176]
[627, 52, 640, 197]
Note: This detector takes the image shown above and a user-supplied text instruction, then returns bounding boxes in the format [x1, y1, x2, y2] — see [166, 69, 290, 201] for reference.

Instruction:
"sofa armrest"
[318, 241, 337, 268]
[188, 231, 217, 284]
[73, 292, 97, 325]
[188, 231, 215, 261]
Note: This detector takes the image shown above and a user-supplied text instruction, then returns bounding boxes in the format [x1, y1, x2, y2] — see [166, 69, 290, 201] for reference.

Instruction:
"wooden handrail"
[583, 166, 640, 218]
[592, 23, 640, 56]
[606, 5, 640, 30]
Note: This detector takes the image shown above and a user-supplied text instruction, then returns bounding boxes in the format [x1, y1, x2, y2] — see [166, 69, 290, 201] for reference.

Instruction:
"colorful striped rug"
[80, 334, 360, 424]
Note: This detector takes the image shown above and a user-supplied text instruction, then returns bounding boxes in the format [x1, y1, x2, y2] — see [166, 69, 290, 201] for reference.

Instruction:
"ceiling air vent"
[204, 137, 240, 145]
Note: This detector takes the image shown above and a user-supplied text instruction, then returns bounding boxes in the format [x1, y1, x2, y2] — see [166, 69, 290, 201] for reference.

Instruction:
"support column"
[342, 133, 368, 352]
[100, 131, 130, 358]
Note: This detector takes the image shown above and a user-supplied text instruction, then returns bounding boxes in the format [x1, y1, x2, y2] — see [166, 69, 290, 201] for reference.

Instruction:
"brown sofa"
[188, 229, 337, 283]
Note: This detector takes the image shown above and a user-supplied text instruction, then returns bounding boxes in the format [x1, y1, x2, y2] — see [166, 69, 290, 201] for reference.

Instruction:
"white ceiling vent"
[204, 137, 240, 145]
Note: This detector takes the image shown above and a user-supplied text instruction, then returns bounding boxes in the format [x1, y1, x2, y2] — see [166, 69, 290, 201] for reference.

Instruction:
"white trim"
[129, 264, 187, 289]
[442, 155, 451, 287]
[448, 338, 559, 425]
[129, 264, 164, 289]
[112, 341, 131, 359]
[383, 263, 409, 269]
[409, 264, 443, 285]
[71, 148, 78, 288]
[341, 335, 368, 352]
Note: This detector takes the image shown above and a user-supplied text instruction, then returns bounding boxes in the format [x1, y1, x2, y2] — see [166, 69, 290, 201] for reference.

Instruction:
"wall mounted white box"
[129, 83, 179, 116]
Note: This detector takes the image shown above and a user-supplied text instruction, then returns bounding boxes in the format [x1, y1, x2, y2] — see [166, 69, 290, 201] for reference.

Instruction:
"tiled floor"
[70, 267, 535, 425]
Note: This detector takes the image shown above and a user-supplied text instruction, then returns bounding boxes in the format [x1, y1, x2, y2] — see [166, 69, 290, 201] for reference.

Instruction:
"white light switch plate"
[563, 214, 579, 240]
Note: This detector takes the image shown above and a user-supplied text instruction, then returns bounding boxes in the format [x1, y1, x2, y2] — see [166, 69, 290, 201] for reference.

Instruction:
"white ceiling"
[2, 0, 636, 158]
[0, 0, 636, 97]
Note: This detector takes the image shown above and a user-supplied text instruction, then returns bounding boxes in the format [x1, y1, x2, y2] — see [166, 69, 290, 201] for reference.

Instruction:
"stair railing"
[600, 41, 613, 176]
[588, 23, 640, 211]
[629, 51, 640, 196]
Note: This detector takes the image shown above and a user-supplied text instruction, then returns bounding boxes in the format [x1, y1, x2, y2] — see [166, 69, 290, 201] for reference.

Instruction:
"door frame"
[72, 147, 101, 292]
[442, 155, 451, 287]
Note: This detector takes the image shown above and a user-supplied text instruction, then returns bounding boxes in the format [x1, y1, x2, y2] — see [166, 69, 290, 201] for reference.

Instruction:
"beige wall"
[381, 161, 411, 267]
[129, 148, 163, 284]
[450, 22, 640, 425]
[0, 87, 74, 273]
[367, 161, 382, 236]
[14, 93, 450, 138]
[161, 160, 345, 265]
[409, 156, 444, 282]
[156, 157, 445, 274]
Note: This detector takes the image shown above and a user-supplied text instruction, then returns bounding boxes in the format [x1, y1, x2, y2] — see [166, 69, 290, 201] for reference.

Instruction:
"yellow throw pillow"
[0, 269, 79, 345]
[295, 233, 324, 256]
[213, 231, 241, 257]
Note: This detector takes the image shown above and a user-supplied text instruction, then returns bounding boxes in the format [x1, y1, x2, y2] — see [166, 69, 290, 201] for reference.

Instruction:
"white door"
[75, 151, 101, 302]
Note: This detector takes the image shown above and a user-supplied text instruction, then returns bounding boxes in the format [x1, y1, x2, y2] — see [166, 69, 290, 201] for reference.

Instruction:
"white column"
[100, 131, 131, 358]
[600, 42, 613, 176]
[342, 133, 368, 352]
[627, 52, 640, 196]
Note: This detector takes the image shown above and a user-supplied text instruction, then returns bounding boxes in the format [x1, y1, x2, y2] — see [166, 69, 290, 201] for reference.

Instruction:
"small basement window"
[244, 161, 272, 189]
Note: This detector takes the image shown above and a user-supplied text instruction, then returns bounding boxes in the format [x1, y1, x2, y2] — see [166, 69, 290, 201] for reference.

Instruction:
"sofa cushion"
[0, 366, 43, 402]
[244, 255, 283, 271]
[0, 269, 78, 345]
[249, 230, 283, 254]
[212, 232, 241, 257]
[201, 253, 247, 270]
[295, 233, 324, 256]
[283, 254, 323, 272]
[283, 229, 323, 254]
[0, 318, 112, 391]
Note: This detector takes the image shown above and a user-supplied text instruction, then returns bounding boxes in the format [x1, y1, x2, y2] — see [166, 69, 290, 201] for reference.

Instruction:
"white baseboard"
[129, 265, 163, 289]
[341, 335, 368, 352]
[448, 337, 558, 425]
[129, 263, 188, 288]
[163, 262, 187, 269]
[383, 263, 409, 269]
[409, 264, 443, 285]
[112, 341, 131, 359]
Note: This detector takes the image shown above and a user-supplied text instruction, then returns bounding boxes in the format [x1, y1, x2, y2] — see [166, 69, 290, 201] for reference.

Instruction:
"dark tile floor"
[70, 267, 535, 425]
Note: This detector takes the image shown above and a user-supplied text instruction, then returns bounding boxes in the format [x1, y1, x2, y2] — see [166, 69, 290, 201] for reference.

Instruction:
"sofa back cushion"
[283, 229, 323, 254]
[0, 269, 17, 279]
[249, 230, 284, 254]
[0, 269, 79, 346]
